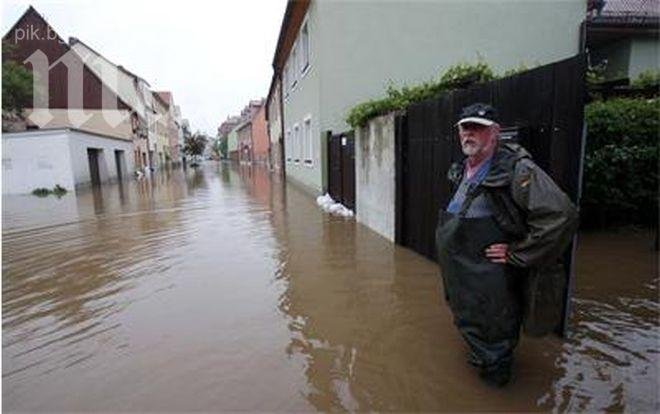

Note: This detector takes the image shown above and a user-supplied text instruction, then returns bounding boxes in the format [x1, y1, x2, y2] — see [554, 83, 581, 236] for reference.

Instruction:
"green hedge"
[582, 98, 659, 227]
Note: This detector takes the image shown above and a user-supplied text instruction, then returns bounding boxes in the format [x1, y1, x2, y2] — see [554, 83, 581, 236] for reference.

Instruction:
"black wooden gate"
[395, 54, 586, 333]
[327, 131, 356, 210]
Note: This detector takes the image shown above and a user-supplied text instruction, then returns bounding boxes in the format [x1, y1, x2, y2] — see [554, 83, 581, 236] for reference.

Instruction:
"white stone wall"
[2, 128, 134, 194]
[355, 113, 397, 242]
[3, 129, 75, 194]
[67, 129, 134, 185]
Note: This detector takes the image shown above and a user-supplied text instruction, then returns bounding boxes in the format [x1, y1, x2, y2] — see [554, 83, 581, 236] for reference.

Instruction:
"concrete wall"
[2, 128, 134, 194]
[3, 129, 75, 194]
[317, 0, 584, 136]
[629, 37, 660, 80]
[355, 113, 397, 242]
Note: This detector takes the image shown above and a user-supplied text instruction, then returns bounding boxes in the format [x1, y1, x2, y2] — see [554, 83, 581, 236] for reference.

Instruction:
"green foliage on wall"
[582, 98, 659, 227]
[346, 61, 523, 128]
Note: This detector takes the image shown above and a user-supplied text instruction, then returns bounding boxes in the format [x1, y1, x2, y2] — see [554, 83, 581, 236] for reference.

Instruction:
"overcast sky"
[2, 0, 288, 136]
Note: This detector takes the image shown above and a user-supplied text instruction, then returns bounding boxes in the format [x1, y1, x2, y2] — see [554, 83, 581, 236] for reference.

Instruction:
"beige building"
[154, 91, 183, 166]
[69, 38, 153, 170]
[266, 75, 284, 172]
[151, 92, 171, 168]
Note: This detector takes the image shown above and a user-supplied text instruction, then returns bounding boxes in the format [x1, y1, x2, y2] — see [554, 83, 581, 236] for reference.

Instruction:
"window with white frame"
[304, 117, 312, 165]
[286, 129, 292, 162]
[301, 22, 309, 73]
[291, 44, 298, 89]
[300, 123, 307, 164]
[293, 124, 300, 163]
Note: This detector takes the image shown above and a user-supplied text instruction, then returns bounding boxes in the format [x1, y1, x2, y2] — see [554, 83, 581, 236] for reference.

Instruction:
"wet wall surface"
[3, 163, 658, 412]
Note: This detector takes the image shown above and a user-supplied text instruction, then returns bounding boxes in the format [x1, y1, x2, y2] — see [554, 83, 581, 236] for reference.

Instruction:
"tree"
[210, 137, 222, 160]
[184, 132, 208, 165]
[2, 61, 33, 114]
[2, 42, 33, 115]
[219, 136, 228, 159]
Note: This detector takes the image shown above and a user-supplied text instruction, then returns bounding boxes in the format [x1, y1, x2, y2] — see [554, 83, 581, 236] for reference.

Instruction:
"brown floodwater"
[3, 163, 658, 412]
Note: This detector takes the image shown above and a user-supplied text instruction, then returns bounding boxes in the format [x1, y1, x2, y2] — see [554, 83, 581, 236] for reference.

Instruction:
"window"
[301, 22, 309, 73]
[286, 129, 292, 162]
[300, 121, 307, 164]
[290, 45, 298, 89]
[304, 117, 312, 165]
[293, 124, 300, 163]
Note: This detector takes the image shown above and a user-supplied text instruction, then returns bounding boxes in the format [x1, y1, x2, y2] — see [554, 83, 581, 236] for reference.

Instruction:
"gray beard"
[461, 143, 480, 156]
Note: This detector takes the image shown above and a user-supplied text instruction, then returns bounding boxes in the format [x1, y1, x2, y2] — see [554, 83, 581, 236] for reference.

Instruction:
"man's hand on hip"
[485, 243, 509, 264]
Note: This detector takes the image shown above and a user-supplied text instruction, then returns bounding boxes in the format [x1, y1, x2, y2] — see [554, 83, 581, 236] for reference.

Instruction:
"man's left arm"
[504, 159, 579, 268]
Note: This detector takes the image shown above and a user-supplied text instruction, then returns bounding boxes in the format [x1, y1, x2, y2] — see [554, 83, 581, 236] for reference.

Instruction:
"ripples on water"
[2, 164, 658, 412]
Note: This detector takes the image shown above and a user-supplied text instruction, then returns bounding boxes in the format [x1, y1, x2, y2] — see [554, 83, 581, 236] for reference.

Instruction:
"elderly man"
[435, 103, 578, 386]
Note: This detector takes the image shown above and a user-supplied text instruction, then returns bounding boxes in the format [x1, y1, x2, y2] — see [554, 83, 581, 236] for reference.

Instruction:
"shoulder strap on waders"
[458, 184, 485, 218]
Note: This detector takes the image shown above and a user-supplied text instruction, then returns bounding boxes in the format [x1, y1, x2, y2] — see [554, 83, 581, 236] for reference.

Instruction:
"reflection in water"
[2, 163, 658, 412]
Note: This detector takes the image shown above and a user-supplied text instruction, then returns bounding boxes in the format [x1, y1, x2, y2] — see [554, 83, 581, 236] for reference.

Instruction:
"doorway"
[115, 150, 125, 180]
[87, 148, 102, 186]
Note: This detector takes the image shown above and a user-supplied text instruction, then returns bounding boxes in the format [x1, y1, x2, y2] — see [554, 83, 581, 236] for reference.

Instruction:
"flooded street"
[3, 163, 658, 412]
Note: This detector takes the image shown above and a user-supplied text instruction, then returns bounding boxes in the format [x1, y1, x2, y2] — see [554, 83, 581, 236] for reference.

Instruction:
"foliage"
[501, 63, 530, 78]
[585, 60, 608, 101]
[210, 138, 223, 159]
[585, 60, 607, 86]
[219, 136, 228, 158]
[631, 69, 660, 89]
[347, 60, 511, 128]
[582, 98, 659, 227]
[2, 60, 33, 113]
[183, 132, 208, 160]
[31, 185, 68, 198]
[584, 98, 659, 151]
[52, 184, 68, 197]
[439, 60, 495, 88]
[32, 188, 51, 197]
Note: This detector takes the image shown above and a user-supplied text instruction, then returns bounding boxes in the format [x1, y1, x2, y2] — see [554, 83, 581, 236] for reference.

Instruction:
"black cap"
[457, 103, 499, 126]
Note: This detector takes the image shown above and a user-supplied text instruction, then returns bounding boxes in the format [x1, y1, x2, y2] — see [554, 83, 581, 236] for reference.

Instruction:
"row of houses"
[227, 0, 657, 202]
[217, 98, 269, 164]
[2, 6, 191, 194]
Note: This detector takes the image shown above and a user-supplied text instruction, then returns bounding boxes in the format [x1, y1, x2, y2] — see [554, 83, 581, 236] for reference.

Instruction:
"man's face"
[458, 122, 499, 157]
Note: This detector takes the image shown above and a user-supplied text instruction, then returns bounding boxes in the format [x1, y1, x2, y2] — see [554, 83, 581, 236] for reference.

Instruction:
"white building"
[2, 128, 134, 194]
